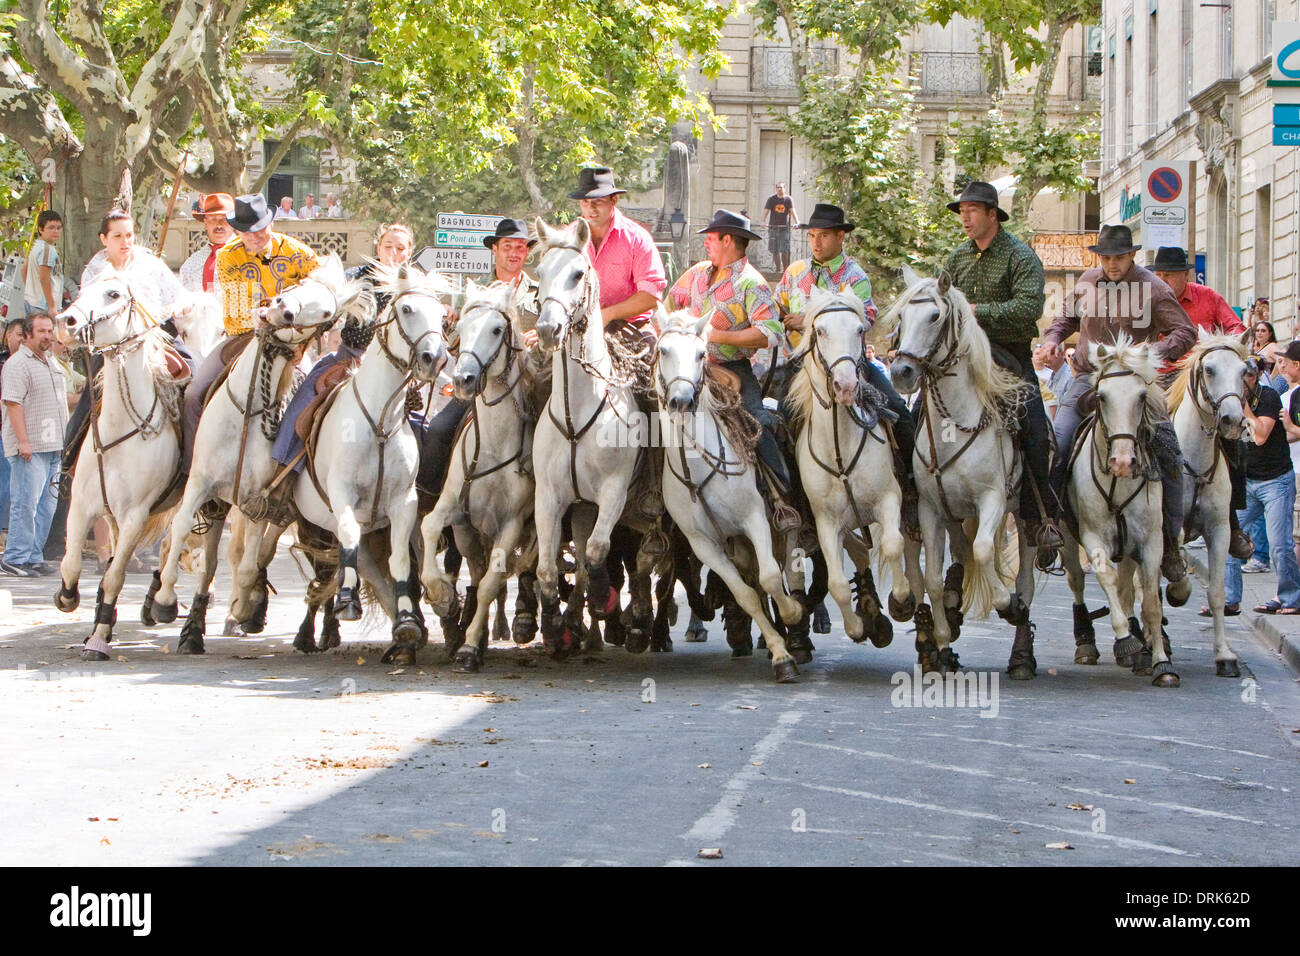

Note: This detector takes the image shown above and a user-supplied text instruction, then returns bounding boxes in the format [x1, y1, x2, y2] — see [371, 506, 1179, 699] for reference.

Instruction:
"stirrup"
[1228, 528, 1254, 561]
[772, 502, 802, 533]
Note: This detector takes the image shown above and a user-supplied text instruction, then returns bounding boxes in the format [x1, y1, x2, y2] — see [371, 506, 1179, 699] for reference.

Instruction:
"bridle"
[653, 326, 705, 415]
[456, 300, 525, 407]
[1182, 344, 1247, 521]
[65, 288, 159, 357]
[372, 288, 446, 376]
[894, 291, 963, 380]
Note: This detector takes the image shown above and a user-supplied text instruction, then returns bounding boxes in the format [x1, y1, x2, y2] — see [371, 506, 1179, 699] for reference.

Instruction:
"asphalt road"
[2, 537, 1298, 867]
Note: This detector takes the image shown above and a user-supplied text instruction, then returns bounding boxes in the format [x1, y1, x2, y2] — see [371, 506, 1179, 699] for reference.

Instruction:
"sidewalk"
[1186, 542, 1300, 674]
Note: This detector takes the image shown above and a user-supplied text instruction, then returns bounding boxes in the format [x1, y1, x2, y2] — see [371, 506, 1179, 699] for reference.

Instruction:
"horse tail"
[139, 507, 177, 551]
[959, 516, 1018, 620]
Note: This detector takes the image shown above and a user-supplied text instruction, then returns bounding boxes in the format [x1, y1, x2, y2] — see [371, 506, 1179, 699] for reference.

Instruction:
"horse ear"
[901, 263, 920, 288]
[937, 271, 952, 297]
[533, 218, 554, 247]
[694, 310, 714, 338]
[572, 217, 591, 247]
[650, 303, 669, 335]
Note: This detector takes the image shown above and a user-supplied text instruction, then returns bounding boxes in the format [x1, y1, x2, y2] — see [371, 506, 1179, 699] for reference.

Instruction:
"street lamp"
[669, 208, 686, 241]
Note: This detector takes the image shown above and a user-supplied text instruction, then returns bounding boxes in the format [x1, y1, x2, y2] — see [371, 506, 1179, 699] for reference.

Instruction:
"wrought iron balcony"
[917, 52, 987, 96]
[749, 45, 838, 93]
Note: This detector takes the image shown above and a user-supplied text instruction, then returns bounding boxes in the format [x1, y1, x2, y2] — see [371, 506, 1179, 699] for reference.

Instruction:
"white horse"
[654, 307, 803, 681]
[784, 287, 913, 647]
[530, 217, 645, 656]
[421, 280, 537, 672]
[1166, 331, 1248, 678]
[883, 270, 1039, 678]
[1060, 335, 1179, 687]
[292, 263, 449, 662]
[54, 273, 190, 661]
[164, 291, 224, 366]
[148, 256, 360, 652]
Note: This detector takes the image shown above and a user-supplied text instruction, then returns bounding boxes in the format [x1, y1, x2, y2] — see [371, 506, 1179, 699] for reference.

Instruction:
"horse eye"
[1204, 367, 1214, 376]
[492, 327, 501, 336]
[106, 290, 120, 300]
[402, 304, 411, 314]
[928, 310, 939, 322]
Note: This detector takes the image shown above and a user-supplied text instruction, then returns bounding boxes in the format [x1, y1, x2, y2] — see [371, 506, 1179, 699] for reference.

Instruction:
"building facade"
[1100, 1, 1288, 329]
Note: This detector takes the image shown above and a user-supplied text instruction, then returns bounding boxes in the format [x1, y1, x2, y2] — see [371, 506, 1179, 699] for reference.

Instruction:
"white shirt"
[299, 205, 318, 221]
[80, 249, 184, 312]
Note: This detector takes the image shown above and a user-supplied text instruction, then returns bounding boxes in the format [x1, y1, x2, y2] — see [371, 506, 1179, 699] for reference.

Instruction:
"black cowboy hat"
[1281, 341, 1300, 363]
[483, 218, 537, 249]
[228, 193, 275, 233]
[698, 209, 763, 243]
[568, 166, 628, 200]
[1088, 224, 1142, 255]
[1151, 246, 1192, 272]
[946, 181, 1009, 222]
[798, 203, 856, 232]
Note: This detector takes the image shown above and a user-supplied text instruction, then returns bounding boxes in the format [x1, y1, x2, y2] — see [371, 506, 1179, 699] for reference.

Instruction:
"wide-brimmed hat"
[568, 167, 627, 200]
[698, 209, 762, 243]
[192, 192, 235, 223]
[1151, 246, 1192, 272]
[1280, 341, 1300, 363]
[227, 194, 274, 233]
[798, 203, 856, 232]
[1088, 224, 1142, 255]
[483, 218, 537, 249]
[946, 181, 1009, 222]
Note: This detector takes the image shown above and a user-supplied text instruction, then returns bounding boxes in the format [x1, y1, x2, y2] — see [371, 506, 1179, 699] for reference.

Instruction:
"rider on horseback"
[943, 182, 1062, 566]
[181, 193, 320, 475]
[666, 209, 801, 531]
[1041, 224, 1198, 600]
[774, 203, 917, 528]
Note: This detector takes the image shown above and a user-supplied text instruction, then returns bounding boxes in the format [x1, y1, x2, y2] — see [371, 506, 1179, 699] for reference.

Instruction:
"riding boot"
[1224, 439, 1254, 560]
[1153, 421, 1189, 585]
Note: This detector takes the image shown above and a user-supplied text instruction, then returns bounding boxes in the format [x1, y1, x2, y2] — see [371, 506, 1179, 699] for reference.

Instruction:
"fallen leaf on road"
[1010, 829, 1021, 834]
[1066, 802, 1093, 812]
[1047, 668, 1058, 675]
[1045, 842, 1074, 850]
[116, 656, 127, 662]
[87, 817, 99, 822]
[751, 760, 763, 767]
[1123, 778, 1136, 785]
[161, 645, 170, 655]
[738, 704, 757, 710]
[698, 763, 711, 769]
[388, 669, 405, 675]
[477, 760, 489, 767]
[356, 656, 366, 666]
[697, 848, 723, 859]
[483, 728, 496, 733]
[99, 838, 111, 846]
[689, 703, 700, 707]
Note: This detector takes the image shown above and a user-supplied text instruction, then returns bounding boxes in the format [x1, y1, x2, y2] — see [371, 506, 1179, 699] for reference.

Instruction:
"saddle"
[295, 360, 359, 445]
[200, 331, 256, 412]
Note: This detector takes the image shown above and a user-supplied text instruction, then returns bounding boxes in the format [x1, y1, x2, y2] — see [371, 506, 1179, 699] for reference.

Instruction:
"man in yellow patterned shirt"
[181, 193, 320, 473]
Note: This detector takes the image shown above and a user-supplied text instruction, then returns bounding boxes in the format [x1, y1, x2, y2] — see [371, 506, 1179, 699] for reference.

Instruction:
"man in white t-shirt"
[22, 211, 63, 317]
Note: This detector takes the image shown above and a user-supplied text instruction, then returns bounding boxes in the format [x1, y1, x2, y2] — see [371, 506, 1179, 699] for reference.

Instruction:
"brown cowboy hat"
[192, 192, 235, 222]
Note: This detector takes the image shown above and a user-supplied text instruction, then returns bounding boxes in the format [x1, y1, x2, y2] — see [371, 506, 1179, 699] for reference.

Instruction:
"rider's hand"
[784, 312, 805, 331]
[1041, 340, 1065, 365]
[18, 441, 32, 462]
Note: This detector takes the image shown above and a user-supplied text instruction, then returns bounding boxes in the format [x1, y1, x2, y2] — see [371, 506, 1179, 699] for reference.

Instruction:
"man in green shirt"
[943, 181, 1062, 566]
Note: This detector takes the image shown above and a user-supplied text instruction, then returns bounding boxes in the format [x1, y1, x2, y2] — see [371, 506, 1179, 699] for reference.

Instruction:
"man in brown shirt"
[1041, 224, 1197, 594]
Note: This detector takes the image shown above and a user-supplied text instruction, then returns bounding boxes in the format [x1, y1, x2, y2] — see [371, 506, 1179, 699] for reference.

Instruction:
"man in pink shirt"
[569, 166, 666, 344]
[1151, 246, 1245, 335]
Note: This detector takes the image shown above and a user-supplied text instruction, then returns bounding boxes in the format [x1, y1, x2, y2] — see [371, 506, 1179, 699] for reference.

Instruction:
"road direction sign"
[435, 228, 492, 248]
[436, 213, 502, 232]
[415, 245, 492, 274]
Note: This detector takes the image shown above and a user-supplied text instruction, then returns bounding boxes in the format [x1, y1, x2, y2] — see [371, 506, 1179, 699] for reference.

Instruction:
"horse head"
[373, 262, 450, 382]
[533, 217, 596, 351]
[59, 272, 144, 350]
[653, 306, 709, 414]
[1089, 334, 1162, 479]
[886, 273, 959, 395]
[163, 291, 223, 365]
[806, 286, 868, 405]
[1191, 328, 1248, 440]
[453, 280, 518, 399]
[264, 254, 349, 337]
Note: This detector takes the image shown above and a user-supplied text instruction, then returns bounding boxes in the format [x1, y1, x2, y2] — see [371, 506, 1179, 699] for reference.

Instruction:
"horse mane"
[1084, 331, 1168, 425]
[369, 259, 453, 305]
[1165, 331, 1248, 413]
[879, 275, 1023, 427]
[784, 288, 867, 433]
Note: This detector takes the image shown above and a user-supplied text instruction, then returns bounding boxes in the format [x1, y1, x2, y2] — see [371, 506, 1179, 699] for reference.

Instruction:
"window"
[1107, 35, 1117, 167]
[1149, 10, 1159, 130]
[1262, 1, 1277, 59]
[1221, 6, 1233, 78]
[1182, 0, 1193, 101]
[1255, 186, 1272, 303]
[1124, 35, 1134, 153]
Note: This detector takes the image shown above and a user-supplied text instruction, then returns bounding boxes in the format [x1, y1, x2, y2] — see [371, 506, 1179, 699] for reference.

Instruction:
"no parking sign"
[1140, 159, 1193, 252]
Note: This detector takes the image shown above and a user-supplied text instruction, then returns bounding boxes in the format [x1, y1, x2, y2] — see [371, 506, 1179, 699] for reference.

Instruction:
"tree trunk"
[514, 66, 549, 216]
[1011, 17, 1068, 224]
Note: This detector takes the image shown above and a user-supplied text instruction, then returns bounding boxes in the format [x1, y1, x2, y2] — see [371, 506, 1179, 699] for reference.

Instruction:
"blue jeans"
[1226, 470, 1300, 607]
[4, 451, 60, 565]
[1250, 512, 1269, 565]
[0, 452, 10, 531]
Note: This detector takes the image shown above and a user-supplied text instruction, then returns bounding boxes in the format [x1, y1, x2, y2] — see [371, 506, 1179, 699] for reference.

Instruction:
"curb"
[1188, 549, 1300, 674]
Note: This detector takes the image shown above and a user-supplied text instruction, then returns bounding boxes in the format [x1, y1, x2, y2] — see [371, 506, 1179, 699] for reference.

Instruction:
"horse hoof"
[812, 605, 831, 634]
[334, 588, 362, 622]
[55, 583, 80, 613]
[293, 630, 319, 654]
[1074, 642, 1100, 665]
[552, 626, 576, 661]
[771, 659, 799, 683]
[1152, 661, 1180, 687]
[382, 643, 416, 666]
[319, 623, 342, 652]
[177, 636, 206, 655]
[869, 615, 894, 648]
[1007, 664, 1036, 681]
[603, 616, 627, 647]
[511, 613, 537, 645]
[730, 642, 753, 658]
[944, 607, 964, 639]
[222, 617, 244, 637]
[392, 612, 422, 647]
[684, 626, 708, 643]
[152, 600, 178, 625]
[649, 634, 673, 653]
[888, 591, 916, 622]
[1216, 659, 1240, 678]
[454, 647, 480, 676]
[1165, 576, 1191, 608]
[81, 648, 110, 662]
[1113, 635, 1143, 661]
[240, 618, 265, 635]
[624, 627, 650, 655]
[588, 584, 618, 620]
[1131, 651, 1153, 676]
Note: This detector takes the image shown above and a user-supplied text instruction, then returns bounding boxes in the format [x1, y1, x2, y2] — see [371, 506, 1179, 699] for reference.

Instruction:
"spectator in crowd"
[22, 211, 63, 318]
[761, 183, 799, 274]
[1273, 341, 1300, 576]
[1219, 360, 1300, 615]
[1, 312, 67, 576]
[1032, 341, 1073, 421]
[299, 194, 319, 221]
[1251, 319, 1279, 375]
[325, 193, 344, 218]
[863, 342, 888, 376]
[179, 193, 236, 294]
[275, 196, 298, 220]
[0, 318, 25, 539]
[1150, 247, 1245, 334]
